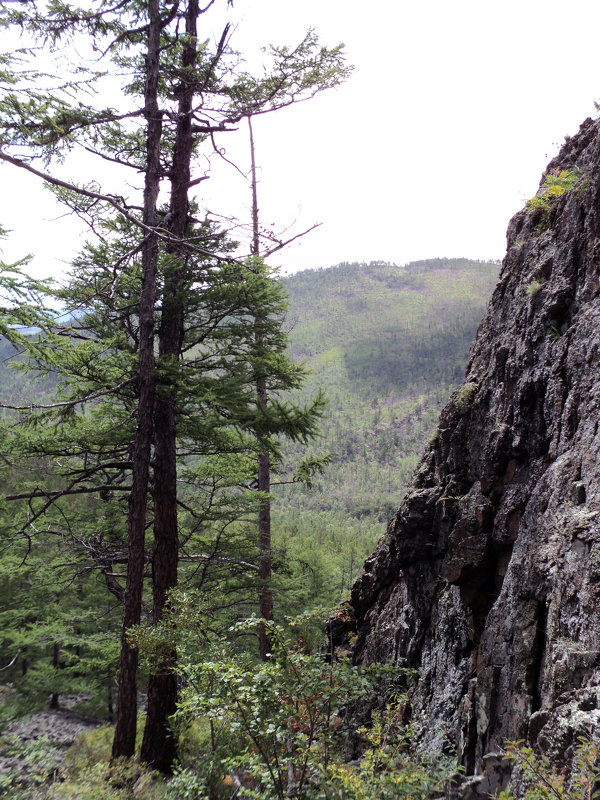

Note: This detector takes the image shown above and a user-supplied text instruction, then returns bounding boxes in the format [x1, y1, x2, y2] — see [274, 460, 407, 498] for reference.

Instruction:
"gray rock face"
[344, 117, 600, 794]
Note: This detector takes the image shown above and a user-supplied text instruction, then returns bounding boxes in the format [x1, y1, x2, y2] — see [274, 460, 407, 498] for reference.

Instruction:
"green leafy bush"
[175, 612, 452, 800]
[177, 616, 372, 799]
[327, 703, 458, 799]
[163, 767, 210, 800]
[496, 737, 600, 800]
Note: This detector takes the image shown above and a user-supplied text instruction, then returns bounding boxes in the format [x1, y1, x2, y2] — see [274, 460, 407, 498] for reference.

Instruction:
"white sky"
[1, 0, 600, 276]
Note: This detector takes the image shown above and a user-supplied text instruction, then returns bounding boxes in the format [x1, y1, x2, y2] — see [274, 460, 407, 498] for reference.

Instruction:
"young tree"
[0, 0, 350, 771]
[247, 114, 275, 661]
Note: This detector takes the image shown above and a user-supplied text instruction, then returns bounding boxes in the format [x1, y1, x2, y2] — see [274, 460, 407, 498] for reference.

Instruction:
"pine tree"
[0, 213, 326, 761]
[0, 0, 350, 771]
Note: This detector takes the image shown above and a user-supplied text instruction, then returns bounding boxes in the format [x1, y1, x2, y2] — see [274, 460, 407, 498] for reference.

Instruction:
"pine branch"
[0, 376, 135, 412]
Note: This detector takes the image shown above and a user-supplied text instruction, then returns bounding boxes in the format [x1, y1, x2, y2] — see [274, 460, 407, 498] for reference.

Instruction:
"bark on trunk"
[139, 0, 199, 772]
[112, 0, 162, 761]
[257, 447, 273, 660]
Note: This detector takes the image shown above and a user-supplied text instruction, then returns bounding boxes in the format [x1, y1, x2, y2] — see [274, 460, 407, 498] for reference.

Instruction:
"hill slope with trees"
[0, 255, 499, 797]
[277, 258, 499, 519]
[265, 257, 499, 607]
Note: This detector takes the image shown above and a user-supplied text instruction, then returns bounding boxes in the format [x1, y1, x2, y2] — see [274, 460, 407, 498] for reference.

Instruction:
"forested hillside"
[253, 257, 499, 610]
[277, 258, 499, 521]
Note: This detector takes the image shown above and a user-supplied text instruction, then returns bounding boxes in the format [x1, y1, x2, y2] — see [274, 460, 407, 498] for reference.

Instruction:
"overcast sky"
[2, 0, 600, 276]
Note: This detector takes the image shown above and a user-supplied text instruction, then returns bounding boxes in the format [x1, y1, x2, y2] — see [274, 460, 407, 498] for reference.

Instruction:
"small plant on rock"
[527, 168, 582, 209]
[526, 278, 546, 296]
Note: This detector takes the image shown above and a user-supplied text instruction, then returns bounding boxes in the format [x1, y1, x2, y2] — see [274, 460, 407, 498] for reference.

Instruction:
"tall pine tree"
[0, 0, 350, 771]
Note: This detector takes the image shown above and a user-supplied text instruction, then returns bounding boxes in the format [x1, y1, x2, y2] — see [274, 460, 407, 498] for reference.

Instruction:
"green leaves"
[177, 614, 369, 800]
[227, 29, 353, 119]
[0, 541, 121, 720]
[0, 0, 348, 760]
[497, 738, 600, 800]
[172, 612, 450, 800]
[527, 168, 583, 210]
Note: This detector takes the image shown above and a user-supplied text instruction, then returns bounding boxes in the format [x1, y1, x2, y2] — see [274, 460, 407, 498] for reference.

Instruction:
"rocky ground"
[0, 703, 102, 797]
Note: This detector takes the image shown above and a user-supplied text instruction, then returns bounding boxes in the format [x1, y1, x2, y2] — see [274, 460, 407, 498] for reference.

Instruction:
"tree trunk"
[107, 668, 114, 723]
[257, 447, 273, 660]
[112, 0, 162, 761]
[49, 641, 60, 710]
[140, 0, 199, 772]
[249, 116, 273, 661]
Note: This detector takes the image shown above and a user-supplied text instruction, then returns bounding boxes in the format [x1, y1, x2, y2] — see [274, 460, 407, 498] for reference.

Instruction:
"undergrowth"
[496, 737, 600, 800]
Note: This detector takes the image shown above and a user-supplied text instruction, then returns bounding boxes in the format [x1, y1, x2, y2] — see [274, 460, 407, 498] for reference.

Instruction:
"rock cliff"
[342, 117, 600, 796]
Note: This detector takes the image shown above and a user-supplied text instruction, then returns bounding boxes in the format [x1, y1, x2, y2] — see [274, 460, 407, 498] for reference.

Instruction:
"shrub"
[326, 703, 458, 799]
[526, 279, 546, 296]
[496, 737, 600, 800]
[175, 611, 452, 800]
[454, 380, 479, 408]
[44, 723, 165, 800]
[0, 734, 61, 799]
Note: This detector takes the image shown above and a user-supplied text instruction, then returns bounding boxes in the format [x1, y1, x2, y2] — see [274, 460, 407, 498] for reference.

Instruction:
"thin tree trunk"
[112, 0, 162, 761]
[249, 116, 273, 661]
[140, 0, 199, 772]
[107, 668, 114, 722]
[49, 642, 60, 710]
[257, 446, 273, 660]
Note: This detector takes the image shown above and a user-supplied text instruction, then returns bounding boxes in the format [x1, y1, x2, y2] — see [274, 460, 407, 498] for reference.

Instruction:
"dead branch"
[0, 650, 21, 672]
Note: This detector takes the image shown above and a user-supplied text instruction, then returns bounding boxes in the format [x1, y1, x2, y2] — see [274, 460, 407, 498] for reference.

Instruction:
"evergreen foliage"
[0, 254, 497, 795]
[0, 256, 497, 716]
[0, 0, 349, 768]
[0, 238, 324, 711]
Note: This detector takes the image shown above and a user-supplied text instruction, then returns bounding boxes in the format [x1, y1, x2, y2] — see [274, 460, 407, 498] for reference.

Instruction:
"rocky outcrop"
[343, 117, 600, 796]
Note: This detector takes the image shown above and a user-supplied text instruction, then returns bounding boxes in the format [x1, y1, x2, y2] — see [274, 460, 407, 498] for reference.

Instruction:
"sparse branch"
[81, 145, 143, 172]
[6, 484, 131, 502]
[199, 23, 231, 94]
[0, 148, 138, 220]
[180, 553, 259, 572]
[102, 568, 126, 603]
[0, 376, 135, 412]
[208, 129, 246, 179]
[187, 173, 210, 189]
[262, 222, 322, 258]
[0, 149, 235, 261]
